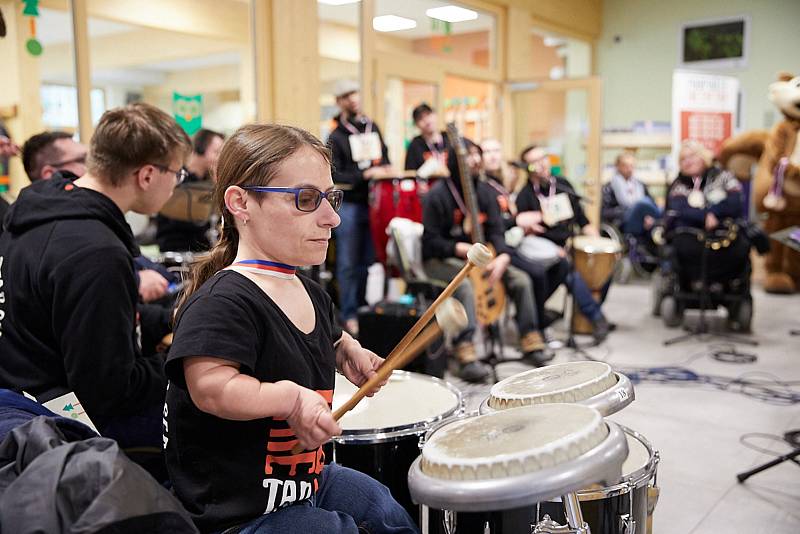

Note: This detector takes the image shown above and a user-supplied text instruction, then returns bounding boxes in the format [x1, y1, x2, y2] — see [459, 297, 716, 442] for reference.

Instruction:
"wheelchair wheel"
[728, 298, 753, 333]
[660, 295, 683, 328]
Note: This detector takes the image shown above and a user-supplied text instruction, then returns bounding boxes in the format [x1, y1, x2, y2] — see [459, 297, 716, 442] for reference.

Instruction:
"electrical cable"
[739, 432, 795, 457]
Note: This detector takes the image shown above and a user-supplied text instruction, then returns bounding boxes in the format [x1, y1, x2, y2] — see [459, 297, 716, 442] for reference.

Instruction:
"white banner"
[672, 70, 740, 165]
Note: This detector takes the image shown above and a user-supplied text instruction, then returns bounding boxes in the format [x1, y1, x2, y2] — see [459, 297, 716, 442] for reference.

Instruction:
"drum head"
[489, 361, 616, 410]
[334, 371, 460, 439]
[621, 427, 655, 482]
[421, 404, 607, 481]
[573, 235, 621, 254]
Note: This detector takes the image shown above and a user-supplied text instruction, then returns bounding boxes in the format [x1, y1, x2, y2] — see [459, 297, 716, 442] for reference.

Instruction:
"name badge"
[349, 132, 382, 165]
[541, 193, 574, 227]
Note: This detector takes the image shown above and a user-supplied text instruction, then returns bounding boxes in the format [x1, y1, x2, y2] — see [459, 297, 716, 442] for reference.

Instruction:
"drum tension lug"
[532, 515, 591, 534]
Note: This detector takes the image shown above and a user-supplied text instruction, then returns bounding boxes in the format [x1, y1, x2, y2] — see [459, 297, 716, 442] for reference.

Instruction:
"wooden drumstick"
[334, 297, 467, 420]
[290, 299, 467, 454]
[384, 242, 492, 365]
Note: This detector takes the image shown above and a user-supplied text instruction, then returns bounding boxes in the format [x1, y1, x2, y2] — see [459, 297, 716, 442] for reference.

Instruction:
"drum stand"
[562, 224, 601, 361]
[533, 493, 591, 534]
[736, 448, 800, 483]
[482, 322, 509, 384]
[663, 230, 757, 347]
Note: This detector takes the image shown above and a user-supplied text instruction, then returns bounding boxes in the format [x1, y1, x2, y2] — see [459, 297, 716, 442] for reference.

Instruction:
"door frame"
[505, 76, 603, 226]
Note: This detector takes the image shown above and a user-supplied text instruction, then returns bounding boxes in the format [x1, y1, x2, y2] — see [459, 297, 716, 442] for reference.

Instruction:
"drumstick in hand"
[333, 298, 467, 420]
[290, 299, 467, 454]
[385, 243, 492, 365]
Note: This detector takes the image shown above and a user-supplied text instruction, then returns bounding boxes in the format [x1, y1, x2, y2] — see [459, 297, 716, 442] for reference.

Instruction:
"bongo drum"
[571, 236, 621, 335]
[538, 425, 660, 534]
[330, 371, 462, 523]
[408, 404, 628, 533]
[481, 361, 634, 416]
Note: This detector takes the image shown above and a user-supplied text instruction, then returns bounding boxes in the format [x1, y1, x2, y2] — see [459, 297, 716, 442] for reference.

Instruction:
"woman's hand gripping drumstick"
[289, 298, 467, 454]
[383, 243, 492, 366]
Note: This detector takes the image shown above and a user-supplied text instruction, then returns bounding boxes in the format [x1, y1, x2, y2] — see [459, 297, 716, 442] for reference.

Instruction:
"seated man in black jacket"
[0, 103, 191, 452]
[422, 139, 549, 382]
[515, 145, 612, 342]
[18, 130, 176, 353]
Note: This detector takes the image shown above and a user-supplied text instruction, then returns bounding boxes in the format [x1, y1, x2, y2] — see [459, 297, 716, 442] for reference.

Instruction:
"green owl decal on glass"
[172, 92, 203, 136]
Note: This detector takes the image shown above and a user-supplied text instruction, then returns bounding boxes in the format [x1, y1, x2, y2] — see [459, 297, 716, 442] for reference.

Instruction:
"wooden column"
[270, 0, 319, 132]
[359, 0, 375, 117]
[251, 0, 273, 123]
[71, 0, 93, 143]
[0, 1, 44, 194]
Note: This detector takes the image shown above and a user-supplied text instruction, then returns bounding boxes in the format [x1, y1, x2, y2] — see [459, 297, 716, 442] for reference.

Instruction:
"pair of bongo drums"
[330, 362, 658, 534]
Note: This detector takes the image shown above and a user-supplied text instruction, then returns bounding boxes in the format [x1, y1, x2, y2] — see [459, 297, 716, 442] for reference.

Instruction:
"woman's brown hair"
[177, 124, 331, 311]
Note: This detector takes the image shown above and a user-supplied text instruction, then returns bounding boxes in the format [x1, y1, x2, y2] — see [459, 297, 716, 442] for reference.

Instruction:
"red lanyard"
[446, 179, 469, 218]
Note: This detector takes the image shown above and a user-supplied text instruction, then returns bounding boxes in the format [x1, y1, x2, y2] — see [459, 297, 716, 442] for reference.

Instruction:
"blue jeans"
[335, 202, 375, 320]
[567, 268, 611, 322]
[623, 198, 660, 236]
[234, 463, 419, 534]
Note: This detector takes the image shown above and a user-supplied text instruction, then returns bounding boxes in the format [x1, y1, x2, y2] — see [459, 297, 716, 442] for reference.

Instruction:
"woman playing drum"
[163, 124, 418, 534]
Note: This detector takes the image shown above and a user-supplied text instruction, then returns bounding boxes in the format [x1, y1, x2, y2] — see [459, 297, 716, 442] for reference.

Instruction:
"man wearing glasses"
[21, 131, 87, 182]
[0, 103, 191, 467]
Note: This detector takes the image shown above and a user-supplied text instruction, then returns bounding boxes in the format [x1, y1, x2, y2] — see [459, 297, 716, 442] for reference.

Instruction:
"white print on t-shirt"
[162, 381, 170, 449]
[262, 479, 314, 514]
[0, 256, 5, 338]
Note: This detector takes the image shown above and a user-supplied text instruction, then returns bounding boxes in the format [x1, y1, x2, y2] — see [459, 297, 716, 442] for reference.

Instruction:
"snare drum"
[571, 236, 621, 335]
[481, 361, 634, 416]
[538, 425, 660, 534]
[408, 404, 629, 534]
[369, 176, 431, 264]
[330, 371, 461, 523]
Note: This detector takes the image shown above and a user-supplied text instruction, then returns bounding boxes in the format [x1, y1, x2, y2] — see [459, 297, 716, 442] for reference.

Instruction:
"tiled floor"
[441, 281, 800, 533]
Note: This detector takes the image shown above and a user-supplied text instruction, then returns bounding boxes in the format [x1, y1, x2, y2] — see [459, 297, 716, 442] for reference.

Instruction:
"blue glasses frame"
[243, 186, 344, 213]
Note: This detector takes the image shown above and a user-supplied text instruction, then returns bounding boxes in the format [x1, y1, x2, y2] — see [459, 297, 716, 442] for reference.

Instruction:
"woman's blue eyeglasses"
[243, 186, 344, 213]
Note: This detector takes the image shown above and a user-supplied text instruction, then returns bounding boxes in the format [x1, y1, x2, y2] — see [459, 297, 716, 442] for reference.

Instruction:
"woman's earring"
[243, 218, 248, 226]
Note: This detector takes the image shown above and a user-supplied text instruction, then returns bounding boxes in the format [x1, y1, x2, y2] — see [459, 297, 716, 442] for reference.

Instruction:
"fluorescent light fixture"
[543, 36, 566, 47]
[425, 5, 478, 23]
[318, 0, 360, 6]
[372, 15, 417, 32]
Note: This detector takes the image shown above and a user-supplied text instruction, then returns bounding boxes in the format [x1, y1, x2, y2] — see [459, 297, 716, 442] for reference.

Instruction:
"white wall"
[597, 0, 800, 132]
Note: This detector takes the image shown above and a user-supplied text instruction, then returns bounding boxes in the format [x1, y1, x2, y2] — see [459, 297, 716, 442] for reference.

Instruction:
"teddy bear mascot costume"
[719, 72, 800, 294]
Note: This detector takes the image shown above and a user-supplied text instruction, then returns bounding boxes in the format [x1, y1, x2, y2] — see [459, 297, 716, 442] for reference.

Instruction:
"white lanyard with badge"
[343, 119, 382, 170]
[534, 177, 573, 227]
[687, 176, 705, 208]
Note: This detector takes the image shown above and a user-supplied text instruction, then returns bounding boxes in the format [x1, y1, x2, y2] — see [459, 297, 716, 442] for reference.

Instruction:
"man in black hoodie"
[0, 103, 191, 451]
[327, 79, 392, 336]
[422, 139, 549, 383]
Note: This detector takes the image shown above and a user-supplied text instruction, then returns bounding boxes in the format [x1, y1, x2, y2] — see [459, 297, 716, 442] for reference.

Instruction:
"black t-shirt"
[164, 271, 340, 533]
[404, 133, 450, 171]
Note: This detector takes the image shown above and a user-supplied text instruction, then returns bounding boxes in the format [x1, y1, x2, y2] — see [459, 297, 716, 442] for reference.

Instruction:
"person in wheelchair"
[659, 140, 753, 329]
[601, 152, 661, 269]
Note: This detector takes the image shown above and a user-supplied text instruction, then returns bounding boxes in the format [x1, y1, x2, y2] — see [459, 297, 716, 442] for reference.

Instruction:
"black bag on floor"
[357, 301, 447, 378]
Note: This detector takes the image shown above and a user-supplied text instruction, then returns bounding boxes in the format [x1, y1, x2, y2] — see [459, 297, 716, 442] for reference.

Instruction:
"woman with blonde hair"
[665, 139, 749, 285]
[163, 123, 418, 533]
